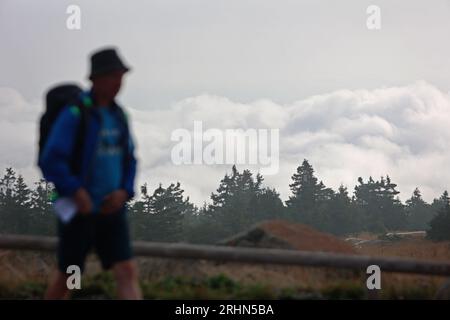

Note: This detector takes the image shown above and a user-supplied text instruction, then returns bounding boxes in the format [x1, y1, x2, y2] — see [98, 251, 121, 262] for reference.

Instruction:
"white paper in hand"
[53, 197, 77, 224]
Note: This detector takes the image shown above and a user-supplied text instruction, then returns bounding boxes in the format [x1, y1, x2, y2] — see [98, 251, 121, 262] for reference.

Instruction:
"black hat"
[88, 47, 130, 79]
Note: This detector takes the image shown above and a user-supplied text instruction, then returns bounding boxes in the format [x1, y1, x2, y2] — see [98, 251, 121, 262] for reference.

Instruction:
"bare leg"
[45, 270, 71, 300]
[112, 260, 142, 300]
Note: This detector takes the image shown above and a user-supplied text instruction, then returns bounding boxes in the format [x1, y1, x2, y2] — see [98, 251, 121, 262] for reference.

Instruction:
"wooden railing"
[1, 234, 450, 276]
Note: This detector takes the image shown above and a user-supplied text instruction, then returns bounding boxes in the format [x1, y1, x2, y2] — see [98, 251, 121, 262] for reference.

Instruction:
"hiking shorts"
[57, 209, 133, 273]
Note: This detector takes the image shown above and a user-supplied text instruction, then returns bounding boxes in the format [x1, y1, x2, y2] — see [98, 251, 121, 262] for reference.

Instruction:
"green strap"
[69, 93, 93, 116]
[69, 105, 80, 116]
[81, 95, 93, 108]
[49, 190, 59, 202]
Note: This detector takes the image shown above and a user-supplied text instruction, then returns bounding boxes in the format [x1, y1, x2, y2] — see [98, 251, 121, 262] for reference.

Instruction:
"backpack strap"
[111, 101, 130, 148]
[69, 93, 93, 175]
[111, 103, 133, 176]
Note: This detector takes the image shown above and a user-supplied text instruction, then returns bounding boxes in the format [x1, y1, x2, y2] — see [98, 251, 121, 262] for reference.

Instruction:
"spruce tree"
[405, 188, 435, 231]
[286, 159, 333, 227]
[427, 193, 450, 241]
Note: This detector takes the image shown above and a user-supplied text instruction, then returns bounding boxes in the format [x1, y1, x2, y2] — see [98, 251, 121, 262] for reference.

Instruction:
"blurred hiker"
[38, 47, 141, 299]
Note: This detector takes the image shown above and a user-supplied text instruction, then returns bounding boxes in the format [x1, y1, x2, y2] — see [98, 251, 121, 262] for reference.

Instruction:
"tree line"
[1, 160, 449, 243]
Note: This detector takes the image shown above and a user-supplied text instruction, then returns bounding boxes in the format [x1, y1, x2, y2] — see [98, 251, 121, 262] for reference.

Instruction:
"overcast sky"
[1, 0, 450, 204]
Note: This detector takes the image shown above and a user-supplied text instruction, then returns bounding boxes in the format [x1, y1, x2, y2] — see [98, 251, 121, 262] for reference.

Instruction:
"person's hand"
[100, 189, 128, 215]
[73, 188, 93, 215]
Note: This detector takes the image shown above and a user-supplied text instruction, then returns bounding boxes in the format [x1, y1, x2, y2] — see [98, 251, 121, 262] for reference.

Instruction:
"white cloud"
[0, 88, 40, 183]
[1, 81, 449, 204]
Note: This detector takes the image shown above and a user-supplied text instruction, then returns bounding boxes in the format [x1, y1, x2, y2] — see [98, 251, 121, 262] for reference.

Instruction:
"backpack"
[38, 84, 87, 174]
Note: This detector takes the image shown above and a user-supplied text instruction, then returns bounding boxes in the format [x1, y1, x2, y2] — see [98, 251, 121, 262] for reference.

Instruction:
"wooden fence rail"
[1, 234, 450, 276]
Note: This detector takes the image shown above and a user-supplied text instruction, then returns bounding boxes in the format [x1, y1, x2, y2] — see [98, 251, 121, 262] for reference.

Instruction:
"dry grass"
[356, 239, 450, 262]
[353, 238, 450, 298]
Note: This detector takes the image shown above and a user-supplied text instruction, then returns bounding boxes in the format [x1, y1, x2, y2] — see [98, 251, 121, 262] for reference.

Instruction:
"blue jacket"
[38, 91, 137, 200]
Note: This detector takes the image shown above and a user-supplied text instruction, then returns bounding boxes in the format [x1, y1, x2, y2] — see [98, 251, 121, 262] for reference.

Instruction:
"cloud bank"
[1, 81, 449, 204]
